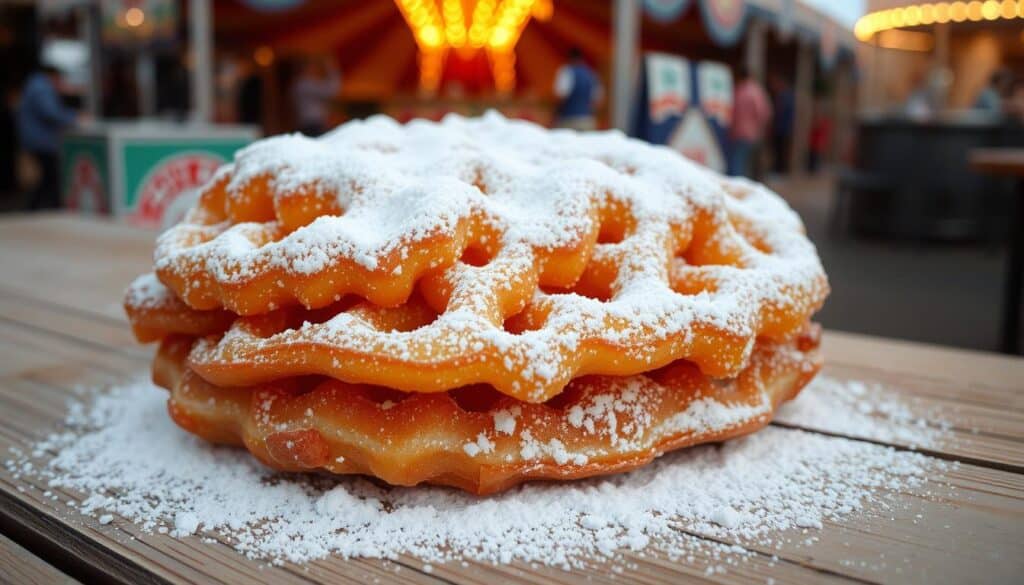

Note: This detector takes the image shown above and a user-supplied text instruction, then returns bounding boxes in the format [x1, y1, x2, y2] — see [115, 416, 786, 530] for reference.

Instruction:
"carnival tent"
[213, 0, 855, 101]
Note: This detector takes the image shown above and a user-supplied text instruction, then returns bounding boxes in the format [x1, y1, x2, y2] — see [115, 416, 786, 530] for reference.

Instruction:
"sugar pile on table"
[777, 375, 952, 449]
[6, 375, 949, 568]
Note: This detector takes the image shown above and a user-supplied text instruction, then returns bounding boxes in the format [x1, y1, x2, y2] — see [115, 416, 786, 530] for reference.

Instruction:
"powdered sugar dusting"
[158, 112, 828, 401]
[7, 375, 950, 568]
[124, 273, 174, 309]
[777, 375, 951, 449]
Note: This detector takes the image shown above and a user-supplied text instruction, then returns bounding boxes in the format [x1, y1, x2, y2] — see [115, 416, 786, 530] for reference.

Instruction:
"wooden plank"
[0, 318, 144, 379]
[823, 331, 1024, 395]
[0, 533, 81, 585]
[0, 387, 448, 585]
[0, 215, 1022, 584]
[0, 214, 153, 323]
[0, 292, 135, 346]
[692, 463, 1024, 585]
[970, 148, 1024, 178]
[777, 363, 1024, 473]
[0, 364, 860, 585]
[1, 332, 1021, 585]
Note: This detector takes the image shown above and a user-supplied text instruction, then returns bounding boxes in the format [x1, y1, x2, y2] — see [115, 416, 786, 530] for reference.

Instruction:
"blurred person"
[974, 70, 1008, 114]
[237, 59, 263, 128]
[728, 64, 771, 179]
[156, 52, 191, 121]
[808, 101, 832, 174]
[17, 64, 81, 211]
[768, 73, 794, 174]
[291, 57, 340, 137]
[553, 47, 602, 131]
[1, 82, 16, 202]
[1005, 78, 1024, 122]
[904, 85, 933, 120]
[103, 55, 139, 118]
[904, 68, 949, 121]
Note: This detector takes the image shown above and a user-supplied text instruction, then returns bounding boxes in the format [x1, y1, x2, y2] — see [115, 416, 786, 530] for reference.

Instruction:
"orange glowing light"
[254, 46, 274, 67]
[124, 7, 145, 27]
[395, 0, 548, 92]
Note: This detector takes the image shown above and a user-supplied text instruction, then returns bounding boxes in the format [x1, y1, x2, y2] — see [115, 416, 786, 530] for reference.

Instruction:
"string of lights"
[855, 0, 1024, 42]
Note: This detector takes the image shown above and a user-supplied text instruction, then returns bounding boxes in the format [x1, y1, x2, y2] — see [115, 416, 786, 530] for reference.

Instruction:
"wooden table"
[1, 214, 1022, 585]
[970, 148, 1024, 354]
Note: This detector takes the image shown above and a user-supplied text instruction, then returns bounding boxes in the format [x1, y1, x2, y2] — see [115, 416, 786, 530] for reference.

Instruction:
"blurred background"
[0, 0, 1022, 355]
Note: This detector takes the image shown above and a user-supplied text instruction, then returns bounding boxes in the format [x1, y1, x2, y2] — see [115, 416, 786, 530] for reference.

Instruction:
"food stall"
[211, 0, 856, 168]
[61, 122, 256, 227]
[841, 1, 1024, 240]
[40, 0, 257, 226]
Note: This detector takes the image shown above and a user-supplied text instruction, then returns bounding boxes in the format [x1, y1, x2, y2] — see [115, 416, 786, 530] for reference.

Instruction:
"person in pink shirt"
[729, 65, 771, 179]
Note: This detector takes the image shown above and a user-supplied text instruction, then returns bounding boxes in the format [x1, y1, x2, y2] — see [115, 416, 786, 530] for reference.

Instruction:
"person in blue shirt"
[553, 47, 603, 131]
[17, 65, 80, 210]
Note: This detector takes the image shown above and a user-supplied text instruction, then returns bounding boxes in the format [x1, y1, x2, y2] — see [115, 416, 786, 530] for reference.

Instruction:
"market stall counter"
[61, 122, 257, 228]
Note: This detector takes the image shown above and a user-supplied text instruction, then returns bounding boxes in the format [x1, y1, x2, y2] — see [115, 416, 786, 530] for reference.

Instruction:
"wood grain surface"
[0, 214, 1022, 585]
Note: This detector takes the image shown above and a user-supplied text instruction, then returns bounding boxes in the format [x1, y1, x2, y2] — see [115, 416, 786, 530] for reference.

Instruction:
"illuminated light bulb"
[490, 27, 512, 48]
[904, 5, 921, 25]
[950, 1, 969, 21]
[981, 0, 1001, 18]
[1001, 0, 1017, 17]
[854, 20, 873, 41]
[934, 2, 951, 21]
[891, 7, 905, 26]
[532, 0, 553, 21]
[254, 46, 274, 67]
[877, 10, 890, 28]
[966, 1, 984, 19]
[124, 7, 145, 27]
[920, 4, 935, 24]
[420, 25, 443, 48]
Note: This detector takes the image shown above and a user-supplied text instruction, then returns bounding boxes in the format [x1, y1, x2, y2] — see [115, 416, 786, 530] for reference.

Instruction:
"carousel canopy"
[213, 0, 855, 99]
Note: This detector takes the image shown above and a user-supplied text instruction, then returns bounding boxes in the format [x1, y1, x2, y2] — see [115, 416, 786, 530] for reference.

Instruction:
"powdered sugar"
[8, 374, 949, 568]
[124, 273, 173, 309]
[155, 112, 828, 401]
[777, 375, 951, 449]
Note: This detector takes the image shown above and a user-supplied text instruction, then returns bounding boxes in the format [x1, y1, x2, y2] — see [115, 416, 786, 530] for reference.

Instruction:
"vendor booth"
[38, 0, 257, 225]
[631, 0, 858, 171]
[61, 122, 256, 227]
[209, 0, 856, 172]
[840, 0, 1024, 241]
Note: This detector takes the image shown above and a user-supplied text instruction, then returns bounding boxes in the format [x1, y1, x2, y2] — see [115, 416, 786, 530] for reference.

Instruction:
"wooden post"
[612, 0, 640, 132]
[745, 18, 767, 84]
[932, 22, 950, 110]
[136, 51, 157, 117]
[78, 3, 102, 118]
[190, 0, 214, 123]
[790, 39, 814, 175]
[832, 58, 852, 164]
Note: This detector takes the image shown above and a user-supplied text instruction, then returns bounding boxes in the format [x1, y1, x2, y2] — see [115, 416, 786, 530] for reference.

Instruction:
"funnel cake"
[149, 114, 827, 401]
[153, 327, 821, 495]
[125, 112, 829, 494]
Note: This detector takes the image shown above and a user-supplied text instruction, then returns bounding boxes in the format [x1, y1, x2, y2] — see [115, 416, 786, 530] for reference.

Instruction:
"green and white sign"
[61, 134, 110, 215]
[121, 140, 243, 226]
[60, 123, 257, 228]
